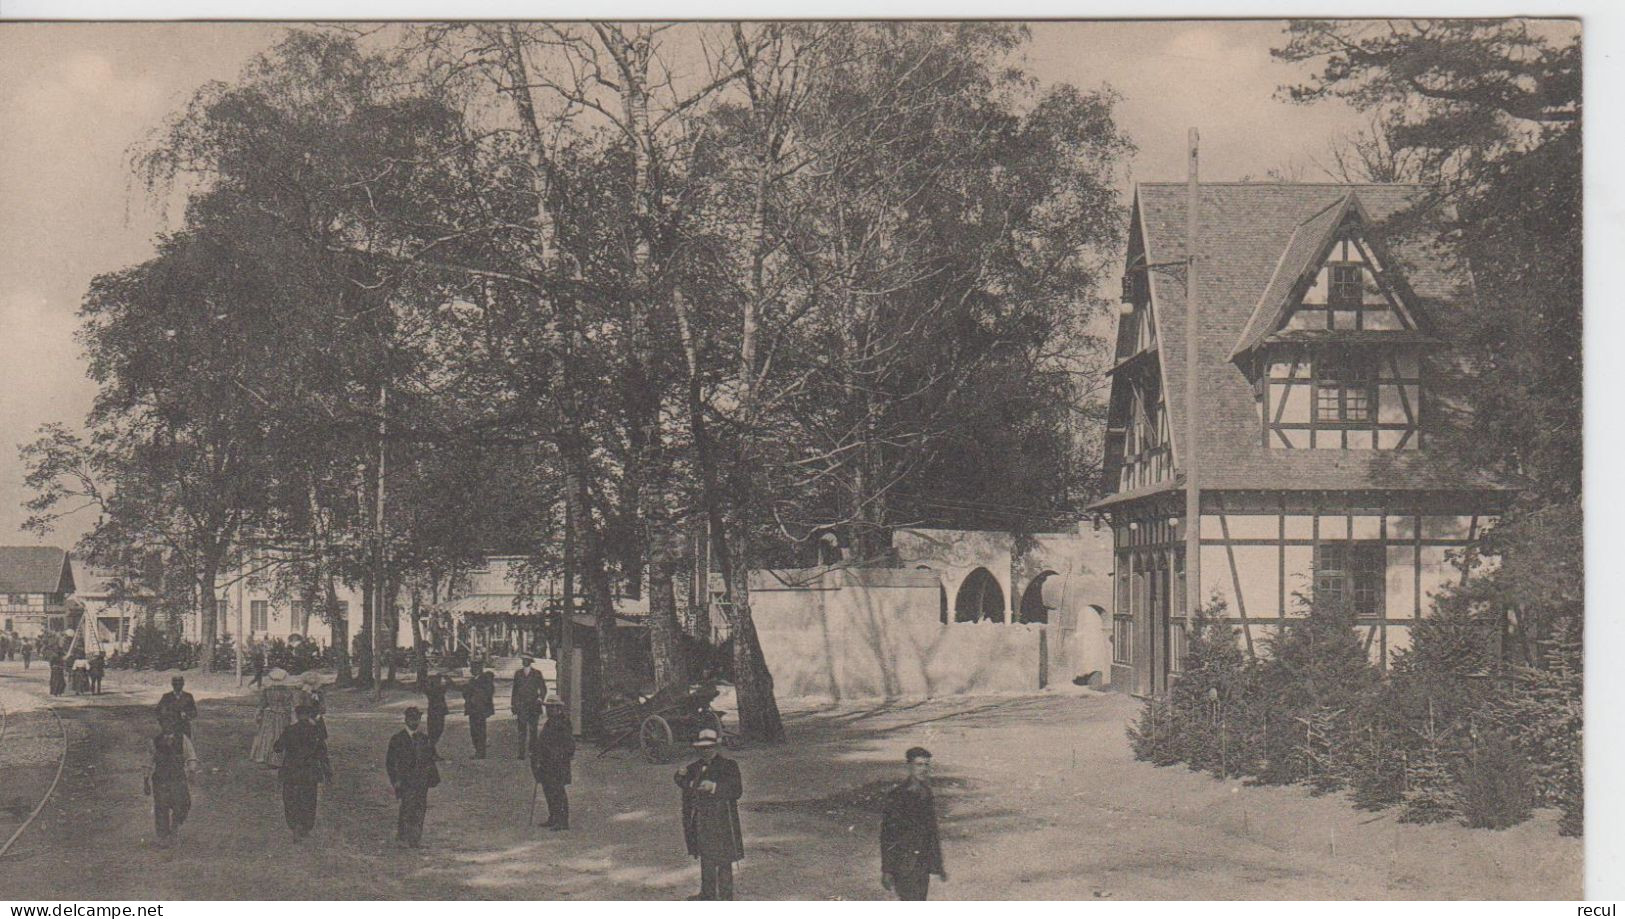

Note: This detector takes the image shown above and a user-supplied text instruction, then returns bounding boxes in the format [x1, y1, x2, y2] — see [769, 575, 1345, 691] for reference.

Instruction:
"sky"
[0, 20, 1373, 550]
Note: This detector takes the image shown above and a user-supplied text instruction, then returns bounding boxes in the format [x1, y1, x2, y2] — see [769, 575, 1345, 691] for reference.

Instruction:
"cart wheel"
[640, 714, 675, 763]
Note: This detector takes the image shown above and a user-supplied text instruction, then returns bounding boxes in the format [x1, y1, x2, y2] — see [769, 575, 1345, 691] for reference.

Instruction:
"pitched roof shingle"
[0, 546, 74, 595]
[1130, 182, 1495, 495]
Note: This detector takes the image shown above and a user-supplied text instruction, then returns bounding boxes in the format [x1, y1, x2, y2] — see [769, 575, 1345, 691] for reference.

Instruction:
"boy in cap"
[674, 727, 743, 899]
[880, 746, 946, 900]
[529, 692, 575, 830]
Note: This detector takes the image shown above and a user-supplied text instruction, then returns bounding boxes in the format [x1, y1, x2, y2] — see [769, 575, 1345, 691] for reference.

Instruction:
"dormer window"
[1315, 354, 1373, 425]
[1327, 263, 1362, 307]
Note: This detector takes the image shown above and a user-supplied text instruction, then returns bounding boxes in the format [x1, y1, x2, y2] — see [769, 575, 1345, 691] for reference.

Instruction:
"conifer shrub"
[1493, 620, 1582, 835]
[1252, 595, 1378, 787]
[1127, 697, 1180, 766]
[1166, 598, 1261, 776]
[1456, 730, 1534, 829]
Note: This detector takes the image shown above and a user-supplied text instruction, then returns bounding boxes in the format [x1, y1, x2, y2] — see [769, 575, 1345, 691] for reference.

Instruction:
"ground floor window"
[250, 600, 269, 633]
[1112, 615, 1133, 665]
[1314, 541, 1386, 616]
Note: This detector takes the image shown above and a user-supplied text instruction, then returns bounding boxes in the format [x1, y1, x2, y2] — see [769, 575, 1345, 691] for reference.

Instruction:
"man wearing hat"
[529, 692, 575, 830]
[273, 703, 332, 839]
[510, 656, 547, 760]
[880, 746, 946, 900]
[461, 663, 496, 758]
[674, 728, 743, 900]
[156, 675, 198, 737]
[423, 673, 451, 745]
[386, 706, 440, 848]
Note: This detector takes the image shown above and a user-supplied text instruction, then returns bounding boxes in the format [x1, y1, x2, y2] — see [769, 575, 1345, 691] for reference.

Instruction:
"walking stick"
[529, 780, 539, 826]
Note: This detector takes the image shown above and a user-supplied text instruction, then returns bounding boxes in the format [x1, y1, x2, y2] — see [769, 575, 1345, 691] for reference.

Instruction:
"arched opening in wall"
[1019, 571, 1060, 624]
[954, 567, 1006, 623]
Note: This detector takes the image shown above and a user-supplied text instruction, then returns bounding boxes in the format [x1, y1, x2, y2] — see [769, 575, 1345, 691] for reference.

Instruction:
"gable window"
[1328, 263, 1363, 307]
[1316, 354, 1373, 425]
[1314, 542, 1385, 616]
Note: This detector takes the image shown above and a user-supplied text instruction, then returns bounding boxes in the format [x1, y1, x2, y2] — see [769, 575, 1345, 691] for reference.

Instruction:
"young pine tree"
[1254, 593, 1378, 787]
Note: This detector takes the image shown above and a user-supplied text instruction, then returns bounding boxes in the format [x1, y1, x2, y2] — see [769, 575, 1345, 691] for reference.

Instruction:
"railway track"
[0, 680, 69, 859]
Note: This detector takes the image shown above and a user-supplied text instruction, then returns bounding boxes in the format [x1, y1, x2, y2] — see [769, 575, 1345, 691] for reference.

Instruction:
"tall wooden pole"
[1184, 128, 1202, 619]
[374, 383, 387, 701]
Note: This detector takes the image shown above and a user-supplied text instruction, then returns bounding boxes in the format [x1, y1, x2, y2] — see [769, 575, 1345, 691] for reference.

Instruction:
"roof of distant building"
[0, 546, 74, 595]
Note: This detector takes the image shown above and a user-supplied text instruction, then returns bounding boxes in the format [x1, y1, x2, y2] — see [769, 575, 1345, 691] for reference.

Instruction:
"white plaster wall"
[754, 579, 1067, 701]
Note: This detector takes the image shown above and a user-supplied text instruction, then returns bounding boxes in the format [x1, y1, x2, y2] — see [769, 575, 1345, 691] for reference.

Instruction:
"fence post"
[1038, 628, 1049, 689]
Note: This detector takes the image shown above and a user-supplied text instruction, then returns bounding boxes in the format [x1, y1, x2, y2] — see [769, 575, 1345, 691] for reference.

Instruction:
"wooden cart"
[598, 683, 730, 763]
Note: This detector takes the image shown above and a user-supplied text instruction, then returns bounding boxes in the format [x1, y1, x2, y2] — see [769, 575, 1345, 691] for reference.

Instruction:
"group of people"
[46, 650, 105, 696]
[0, 632, 37, 666]
[136, 656, 947, 900]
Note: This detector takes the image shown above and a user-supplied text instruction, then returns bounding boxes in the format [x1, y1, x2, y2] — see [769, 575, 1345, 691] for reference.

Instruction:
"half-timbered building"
[1092, 183, 1507, 696]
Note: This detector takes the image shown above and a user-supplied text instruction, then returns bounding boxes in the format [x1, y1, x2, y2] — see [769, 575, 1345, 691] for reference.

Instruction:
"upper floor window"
[1316, 355, 1373, 425]
[1327, 263, 1363, 307]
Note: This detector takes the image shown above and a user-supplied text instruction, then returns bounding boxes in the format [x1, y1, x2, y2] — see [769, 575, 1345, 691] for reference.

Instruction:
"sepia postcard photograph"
[0, 12, 1602, 905]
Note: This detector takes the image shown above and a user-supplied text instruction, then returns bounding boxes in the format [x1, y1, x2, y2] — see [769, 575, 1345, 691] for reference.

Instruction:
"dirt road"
[0, 663, 1581, 900]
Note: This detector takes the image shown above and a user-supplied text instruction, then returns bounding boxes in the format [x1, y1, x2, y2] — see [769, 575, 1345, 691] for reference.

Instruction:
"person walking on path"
[251, 669, 299, 767]
[386, 706, 440, 848]
[674, 728, 744, 900]
[880, 746, 947, 901]
[156, 676, 198, 737]
[21, 639, 32, 669]
[148, 719, 192, 847]
[273, 703, 332, 839]
[529, 693, 575, 830]
[510, 656, 546, 760]
[48, 653, 66, 696]
[461, 664, 495, 759]
[423, 674, 450, 745]
[299, 671, 328, 740]
[249, 644, 267, 688]
[90, 652, 105, 694]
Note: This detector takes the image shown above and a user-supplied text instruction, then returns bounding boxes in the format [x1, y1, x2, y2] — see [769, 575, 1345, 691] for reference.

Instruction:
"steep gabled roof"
[1229, 192, 1355, 359]
[1126, 182, 1492, 495]
[0, 546, 75, 595]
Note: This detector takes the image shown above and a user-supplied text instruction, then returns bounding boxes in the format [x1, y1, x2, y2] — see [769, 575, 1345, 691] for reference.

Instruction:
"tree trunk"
[649, 554, 684, 692]
[357, 575, 374, 689]
[197, 557, 220, 672]
[326, 575, 350, 686]
[725, 519, 784, 742]
[411, 587, 428, 686]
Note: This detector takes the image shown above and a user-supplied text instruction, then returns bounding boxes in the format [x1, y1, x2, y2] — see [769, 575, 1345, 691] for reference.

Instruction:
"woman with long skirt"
[250, 669, 299, 767]
[48, 653, 66, 696]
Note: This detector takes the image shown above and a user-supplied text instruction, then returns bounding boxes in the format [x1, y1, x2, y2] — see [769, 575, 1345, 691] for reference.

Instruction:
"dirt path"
[0, 664, 1582, 900]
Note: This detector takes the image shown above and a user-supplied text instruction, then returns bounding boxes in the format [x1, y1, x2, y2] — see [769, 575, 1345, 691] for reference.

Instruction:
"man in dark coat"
[423, 674, 450, 745]
[273, 703, 333, 839]
[674, 728, 743, 900]
[89, 652, 106, 694]
[386, 706, 440, 848]
[150, 720, 192, 846]
[528, 693, 575, 830]
[461, 664, 496, 758]
[21, 640, 31, 669]
[156, 676, 198, 737]
[880, 746, 946, 900]
[510, 656, 546, 760]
